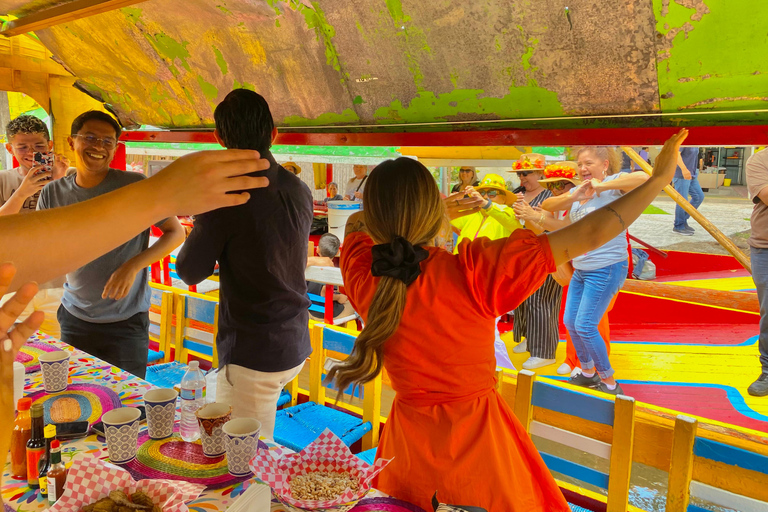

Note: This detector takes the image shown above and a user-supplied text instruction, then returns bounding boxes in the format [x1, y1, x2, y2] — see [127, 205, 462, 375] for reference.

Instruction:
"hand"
[515, 192, 525, 203]
[18, 165, 51, 198]
[336, 293, 348, 304]
[682, 169, 692, 180]
[570, 181, 591, 202]
[102, 262, 140, 300]
[354, 191, 363, 200]
[150, 149, 271, 216]
[443, 190, 484, 220]
[589, 178, 604, 197]
[653, 129, 689, 185]
[343, 195, 351, 201]
[52, 153, 70, 180]
[465, 186, 485, 203]
[1, 263, 44, 417]
[512, 200, 537, 221]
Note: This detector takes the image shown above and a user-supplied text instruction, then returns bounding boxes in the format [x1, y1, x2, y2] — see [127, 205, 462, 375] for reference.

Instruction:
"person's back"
[175, 89, 312, 439]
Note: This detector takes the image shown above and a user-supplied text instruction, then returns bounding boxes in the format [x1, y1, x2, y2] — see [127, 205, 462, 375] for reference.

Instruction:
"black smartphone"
[90, 406, 146, 437]
[55, 420, 90, 440]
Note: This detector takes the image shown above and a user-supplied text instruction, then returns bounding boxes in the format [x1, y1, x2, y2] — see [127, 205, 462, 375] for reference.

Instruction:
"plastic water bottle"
[179, 361, 206, 442]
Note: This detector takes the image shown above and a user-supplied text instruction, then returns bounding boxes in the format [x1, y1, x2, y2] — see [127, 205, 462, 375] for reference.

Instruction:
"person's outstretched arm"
[547, 129, 687, 267]
[1, 150, 270, 291]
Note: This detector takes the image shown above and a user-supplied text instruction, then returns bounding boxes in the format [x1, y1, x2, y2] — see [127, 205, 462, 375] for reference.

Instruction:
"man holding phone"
[0, 115, 70, 336]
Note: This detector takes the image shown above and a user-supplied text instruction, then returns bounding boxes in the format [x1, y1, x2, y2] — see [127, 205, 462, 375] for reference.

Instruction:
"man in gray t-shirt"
[37, 111, 184, 378]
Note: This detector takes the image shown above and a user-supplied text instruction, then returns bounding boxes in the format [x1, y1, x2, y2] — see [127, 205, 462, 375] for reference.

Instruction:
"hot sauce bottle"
[10, 397, 32, 479]
[26, 403, 45, 488]
[38, 424, 57, 497]
[46, 440, 67, 504]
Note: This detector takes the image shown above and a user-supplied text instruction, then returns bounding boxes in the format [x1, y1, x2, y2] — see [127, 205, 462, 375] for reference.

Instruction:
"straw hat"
[475, 173, 510, 198]
[512, 153, 546, 172]
[282, 161, 301, 174]
[538, 161, 582, 186]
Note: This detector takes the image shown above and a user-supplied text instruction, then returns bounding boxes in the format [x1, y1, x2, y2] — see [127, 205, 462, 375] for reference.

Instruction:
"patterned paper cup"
[38, 350, 69, 393]
[143, 388, 178, 440]
[196, 403, 232, 457]
[223, 418, 261, 477]
[102, 407, 142, 464]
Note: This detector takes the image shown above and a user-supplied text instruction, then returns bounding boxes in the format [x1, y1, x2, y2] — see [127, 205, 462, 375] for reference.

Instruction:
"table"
[3, 334, 421, 512]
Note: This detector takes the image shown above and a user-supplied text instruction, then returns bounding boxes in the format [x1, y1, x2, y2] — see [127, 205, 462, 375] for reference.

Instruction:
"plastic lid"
[44, 424, 57, 437]
[50, 440, 60, 450]
[188, 361, 199, 369]
[17, 397, 32, 411]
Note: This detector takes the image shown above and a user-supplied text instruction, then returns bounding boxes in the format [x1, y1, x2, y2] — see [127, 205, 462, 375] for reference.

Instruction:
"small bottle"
[38, 424, 57, 497]
[46, 439, 67, 504]
[10, 397, 32, 480]
[26, 403, 45, 488]
[179, 360, 206, 442]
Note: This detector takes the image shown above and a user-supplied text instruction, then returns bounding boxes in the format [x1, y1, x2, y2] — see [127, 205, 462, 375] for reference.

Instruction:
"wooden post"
[607, 395, 636, 512]
[622, 146, 751, 274]
[308, 325, 326, 406]
[666, 415, 698, 512]
[513, 370, 536, 433]
[362, 373, 382, 450]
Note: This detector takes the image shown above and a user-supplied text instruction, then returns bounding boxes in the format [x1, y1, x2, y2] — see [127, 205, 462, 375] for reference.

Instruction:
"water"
[179, 361, 206, 442]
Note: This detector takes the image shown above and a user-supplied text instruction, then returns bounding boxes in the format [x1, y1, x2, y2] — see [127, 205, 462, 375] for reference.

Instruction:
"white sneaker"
[556, 363, 572, 375]
[570, 367, 583, 378]
[512, 340, 528, 354]
[522, 357, 556, 370]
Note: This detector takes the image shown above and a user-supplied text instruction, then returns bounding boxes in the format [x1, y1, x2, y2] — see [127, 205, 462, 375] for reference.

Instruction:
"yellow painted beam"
[398, 146, 527, 161]
[308, 324, 326, 405]
[1, 0, 151, 37]
[666, 415, 697, 512]
[693, 454, 768, 503]
[362, 371, 381, 450]
[607, 396, 636, 512]
[513, 370, 535, 433]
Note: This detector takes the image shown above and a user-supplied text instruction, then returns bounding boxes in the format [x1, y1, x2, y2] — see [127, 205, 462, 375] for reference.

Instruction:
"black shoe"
[673, 227, 693, 236]
[596, 382, 624, 396]
[748, 374, 768, 397]
[683, 226, 695, 234]
[568, 372, 601, 388]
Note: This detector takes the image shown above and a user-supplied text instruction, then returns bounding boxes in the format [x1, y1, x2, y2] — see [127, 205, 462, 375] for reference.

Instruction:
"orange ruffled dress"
[341, 230, 570, 512]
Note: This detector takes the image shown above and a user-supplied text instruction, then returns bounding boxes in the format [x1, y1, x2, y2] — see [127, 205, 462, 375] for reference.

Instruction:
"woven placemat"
[351, 497, 427, 512]
[26, 383, 123, 424]
[15, 341, 61, 373]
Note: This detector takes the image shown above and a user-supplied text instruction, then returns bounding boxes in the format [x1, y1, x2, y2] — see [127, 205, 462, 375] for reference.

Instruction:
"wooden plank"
[514, 370, 535, 433]
[693, 437, 768, 476]
[689, 481, 768, 512]
[160, 291, 172, 363]
[308, 324, 326, 406]
[623, 146, 751, 273]
[212, 303, 219, 369]
[666, 415, 698, 512]
[362, 371, 382, 450]
[693, 456, 768, 503]
[532, 407, 614, 445]
[607, 396, 636, 512]
[621, 280, 759, 313]
[530, 421, 612, 459]
[1, 0, 151, 37]
[539, 452, 610, 490]
[305, 266, 344, 286]
[323, 326, 356, 355]
[174, 294, 186, 364]
[532, 380, 615, 426]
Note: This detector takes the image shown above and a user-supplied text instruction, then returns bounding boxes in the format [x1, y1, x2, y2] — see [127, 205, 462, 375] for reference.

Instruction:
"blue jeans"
[563, 260, 628, 379]
[673, 176, 704, 229]
[750, 247, 768, 374]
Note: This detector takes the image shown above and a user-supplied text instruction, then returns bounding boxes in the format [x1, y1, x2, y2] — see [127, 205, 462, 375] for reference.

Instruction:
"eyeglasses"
[517, 171, 534, 177]
[11, 144, 48, 154]
[545, 181, 569, 191]
[479, 190, 499, 198]
[459, 169, 473, 173]
[72, 134, 118, 149]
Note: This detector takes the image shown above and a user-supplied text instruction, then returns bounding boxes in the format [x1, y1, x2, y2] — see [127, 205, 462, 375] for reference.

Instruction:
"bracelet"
[483, 199, 492, 210]
[538, 213, 545, 225]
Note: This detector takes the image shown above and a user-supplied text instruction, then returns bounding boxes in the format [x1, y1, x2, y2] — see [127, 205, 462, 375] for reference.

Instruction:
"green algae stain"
[233, 79, 255, 92]
[372, 87, 563, 124]
[216, 4, 232, 15]
[353, 95, 364, 105]
[212, 46, 228, 75]
[282, 108, 360, 127]
[197, 76, 219, 102]
[121, 7, 143, 23]
[383, 0, 432, 90]
[385, 0, 409, 23]
[144, 32, 191, 72]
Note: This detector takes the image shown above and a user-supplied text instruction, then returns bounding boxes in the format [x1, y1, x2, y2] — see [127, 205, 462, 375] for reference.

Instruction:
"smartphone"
[90, 406, 146, 437]
[33, 151, 54, 179]
[55, 420, 90, 440]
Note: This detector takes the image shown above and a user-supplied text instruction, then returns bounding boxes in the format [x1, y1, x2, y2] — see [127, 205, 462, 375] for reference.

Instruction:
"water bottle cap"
[189, 361, 199, 369]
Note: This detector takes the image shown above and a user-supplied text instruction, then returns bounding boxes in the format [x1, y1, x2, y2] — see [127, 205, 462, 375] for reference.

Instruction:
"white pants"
[216, 362, 305, 440]
[0, 288, 64, 338]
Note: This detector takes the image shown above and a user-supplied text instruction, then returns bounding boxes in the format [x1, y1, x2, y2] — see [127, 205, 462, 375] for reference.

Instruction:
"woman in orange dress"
[329, 131, 687, 511]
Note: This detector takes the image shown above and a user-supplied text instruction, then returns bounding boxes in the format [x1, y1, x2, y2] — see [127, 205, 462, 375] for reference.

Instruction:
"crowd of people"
[0, 89, 722, 510]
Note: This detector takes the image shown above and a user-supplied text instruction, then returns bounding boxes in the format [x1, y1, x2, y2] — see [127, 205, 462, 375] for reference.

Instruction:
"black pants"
[57, 305, 150, 379]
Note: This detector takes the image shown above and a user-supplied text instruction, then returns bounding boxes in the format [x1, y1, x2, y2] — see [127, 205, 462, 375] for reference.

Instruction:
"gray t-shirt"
[37, 169, 152, 323]
[0, 167, 39, 212]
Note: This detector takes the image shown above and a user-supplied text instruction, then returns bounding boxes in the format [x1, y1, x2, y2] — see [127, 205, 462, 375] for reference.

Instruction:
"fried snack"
[131, 491, 155, 509]
[110, 491, 131, 506]
[152, 506, 163, 512]
[118, 507, 135, 512]
[92, 497, 117, 512]
[290, 471, 360, 501]
[80, 505, 95, 512]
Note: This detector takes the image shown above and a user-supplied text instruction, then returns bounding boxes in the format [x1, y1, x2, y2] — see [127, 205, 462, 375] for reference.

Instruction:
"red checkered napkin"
[49, 456, 205, 512]
[250, 429, 391, 510]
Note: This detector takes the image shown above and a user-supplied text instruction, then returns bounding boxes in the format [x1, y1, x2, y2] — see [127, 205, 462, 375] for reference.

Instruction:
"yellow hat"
[513, 153, 546, 171]
[475, 173, 509, 198]
[283, 161, 301, 174]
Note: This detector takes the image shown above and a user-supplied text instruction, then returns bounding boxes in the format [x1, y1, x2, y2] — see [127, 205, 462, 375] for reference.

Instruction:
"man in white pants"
[176, 89, 313, 439]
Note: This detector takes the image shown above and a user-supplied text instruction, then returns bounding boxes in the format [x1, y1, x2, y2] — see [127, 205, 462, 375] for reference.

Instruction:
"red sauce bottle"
[10, 397, 32, 480]
[46, 440, 67, 504]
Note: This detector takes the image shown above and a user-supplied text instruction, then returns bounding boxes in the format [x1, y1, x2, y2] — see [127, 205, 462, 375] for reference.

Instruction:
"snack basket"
[48, 456, 205, 512]
[250, 429, 391, 512]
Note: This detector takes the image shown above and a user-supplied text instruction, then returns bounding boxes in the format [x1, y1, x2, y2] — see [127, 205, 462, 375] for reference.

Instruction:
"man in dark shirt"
[176, 89, 312, 439]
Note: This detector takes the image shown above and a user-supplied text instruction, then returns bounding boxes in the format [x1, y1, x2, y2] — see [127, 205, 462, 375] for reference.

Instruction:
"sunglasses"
[479, 190, 499, 198]
[517, 171, 534, 177]
[545, 181, 569, 191]
[459, 169, 474, 173]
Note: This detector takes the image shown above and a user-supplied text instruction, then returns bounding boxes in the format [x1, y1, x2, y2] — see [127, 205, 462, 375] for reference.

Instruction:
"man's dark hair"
[318, 233, 341, 258]
[6, 115, 50, 141]
[214, 89, 274, 153]
[71, 110, 122, 139]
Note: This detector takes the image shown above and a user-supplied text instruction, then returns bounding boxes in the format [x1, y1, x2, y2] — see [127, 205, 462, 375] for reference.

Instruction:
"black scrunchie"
[371, 236, 429, 285]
